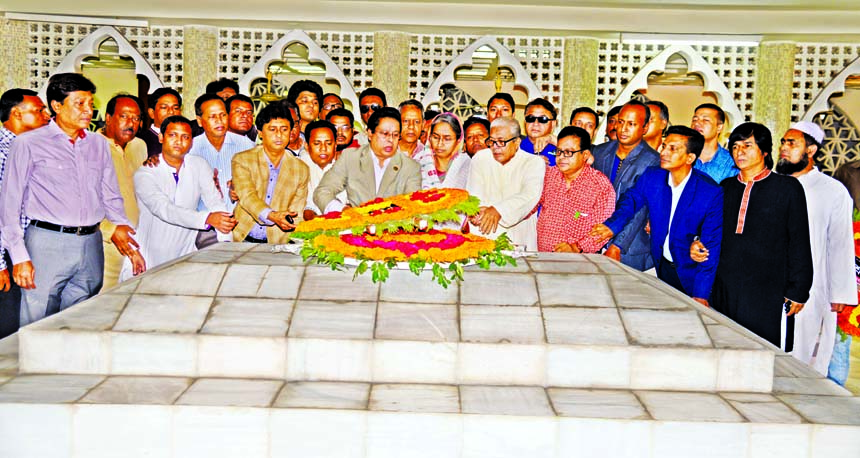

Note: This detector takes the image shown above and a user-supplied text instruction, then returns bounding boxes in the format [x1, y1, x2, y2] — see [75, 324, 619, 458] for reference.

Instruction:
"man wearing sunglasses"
[521, 98, 559, 166]
[355, 87, 387, 147]
[467, 116, 546, 251]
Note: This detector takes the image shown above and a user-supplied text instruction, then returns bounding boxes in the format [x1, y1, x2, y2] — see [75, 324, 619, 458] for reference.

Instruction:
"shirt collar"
[737, 167, 771, 184]
[668, 168, 693, 189]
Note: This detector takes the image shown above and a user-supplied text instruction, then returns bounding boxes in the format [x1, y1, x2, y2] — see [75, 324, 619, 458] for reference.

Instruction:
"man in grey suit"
[591, 100, 660, 271]
[315, 107, 421, 212]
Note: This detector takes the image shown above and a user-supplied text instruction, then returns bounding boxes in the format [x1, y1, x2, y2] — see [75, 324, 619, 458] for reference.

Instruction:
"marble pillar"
[562, 37, 599, 121]
[0, 19, 31, 94]
[372, 31, 410, 106]
[182, 25, 218, 119]
[753, 41, 796, 146]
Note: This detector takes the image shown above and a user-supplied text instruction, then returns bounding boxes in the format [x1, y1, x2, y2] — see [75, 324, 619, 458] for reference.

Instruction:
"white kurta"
[119, 155, 230, 281]
[466, 148, 545, 251]
[792, 168, 857, 375]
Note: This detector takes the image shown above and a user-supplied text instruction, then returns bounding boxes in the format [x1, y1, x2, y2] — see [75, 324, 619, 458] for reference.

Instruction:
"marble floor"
[0, 243, 858, 458]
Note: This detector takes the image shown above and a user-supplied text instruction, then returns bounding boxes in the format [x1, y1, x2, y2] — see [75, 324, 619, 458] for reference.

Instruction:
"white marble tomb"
[0, 242, 858, 458]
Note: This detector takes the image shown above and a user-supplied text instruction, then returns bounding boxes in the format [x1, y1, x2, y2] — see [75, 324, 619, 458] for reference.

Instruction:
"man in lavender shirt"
[0, 73, 144, 326]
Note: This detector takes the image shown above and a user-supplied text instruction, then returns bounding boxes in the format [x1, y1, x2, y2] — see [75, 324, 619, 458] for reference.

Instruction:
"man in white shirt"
[121, 116, 236, 280]
[776, 121, 857, 375]
[300, 120, 341, 220]
[466, 116, 546, 251]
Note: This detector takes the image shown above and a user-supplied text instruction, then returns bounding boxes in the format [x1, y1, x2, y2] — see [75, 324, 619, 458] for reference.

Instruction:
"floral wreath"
[296, 189, 516, 287]
[294, 188, 480, 239]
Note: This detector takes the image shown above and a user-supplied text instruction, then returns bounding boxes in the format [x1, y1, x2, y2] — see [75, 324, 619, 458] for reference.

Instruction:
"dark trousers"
[0, 251, 21, 338]
[658, 257, 688, 296]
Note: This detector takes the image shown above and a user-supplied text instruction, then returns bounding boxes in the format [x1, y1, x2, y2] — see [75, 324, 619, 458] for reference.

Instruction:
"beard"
[775, 156, 809, 175]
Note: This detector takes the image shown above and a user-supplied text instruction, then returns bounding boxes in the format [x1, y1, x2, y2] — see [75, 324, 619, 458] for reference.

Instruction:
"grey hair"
[490, 116, 521, 138]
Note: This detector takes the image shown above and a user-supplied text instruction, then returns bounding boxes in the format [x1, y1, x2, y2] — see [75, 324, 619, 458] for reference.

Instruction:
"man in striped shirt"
[187, 93, 254, 247]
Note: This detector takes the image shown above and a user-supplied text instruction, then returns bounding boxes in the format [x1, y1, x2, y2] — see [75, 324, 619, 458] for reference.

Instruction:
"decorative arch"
[420, 36, 543, 110]
[238, 30, 361, 122]
[802, 54, 860, 122]
[800, 56, 860, 174]
[37, 26, 163, 100]
[597, 44, 744, 140]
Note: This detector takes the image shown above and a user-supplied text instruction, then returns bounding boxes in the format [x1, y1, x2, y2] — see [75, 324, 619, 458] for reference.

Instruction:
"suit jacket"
[231, 145, 310, 244]
[592, 140, 660, 270]
[605, 167, 723, 299]
[314, 144, 421, 211]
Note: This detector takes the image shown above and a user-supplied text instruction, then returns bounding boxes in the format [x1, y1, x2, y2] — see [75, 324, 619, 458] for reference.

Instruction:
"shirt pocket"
[31, 159, 71, 191]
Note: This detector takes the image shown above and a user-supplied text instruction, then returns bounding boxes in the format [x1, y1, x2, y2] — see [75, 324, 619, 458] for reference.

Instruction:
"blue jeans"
[19, 225, 103, 327]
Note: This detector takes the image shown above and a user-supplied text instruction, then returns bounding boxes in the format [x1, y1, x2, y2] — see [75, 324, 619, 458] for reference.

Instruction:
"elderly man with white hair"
[466, 116, 546, 251]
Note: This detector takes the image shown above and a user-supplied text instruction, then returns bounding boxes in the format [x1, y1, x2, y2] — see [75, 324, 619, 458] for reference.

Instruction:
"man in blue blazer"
[591, 101, 660, 271]
[591, 125, 723, 306]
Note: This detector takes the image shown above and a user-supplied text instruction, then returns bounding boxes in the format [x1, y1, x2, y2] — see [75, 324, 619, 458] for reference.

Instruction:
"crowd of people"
[0, 72, 856, 382]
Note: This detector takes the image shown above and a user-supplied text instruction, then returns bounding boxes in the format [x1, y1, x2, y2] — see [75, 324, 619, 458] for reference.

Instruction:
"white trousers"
[791, 299, 837, 376]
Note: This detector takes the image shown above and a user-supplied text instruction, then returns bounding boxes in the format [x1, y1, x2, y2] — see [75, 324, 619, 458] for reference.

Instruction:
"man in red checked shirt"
[537, 126, 616, 253]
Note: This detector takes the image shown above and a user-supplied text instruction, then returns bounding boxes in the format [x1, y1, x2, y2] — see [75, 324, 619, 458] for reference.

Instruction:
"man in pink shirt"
[0, 73, 143, 326]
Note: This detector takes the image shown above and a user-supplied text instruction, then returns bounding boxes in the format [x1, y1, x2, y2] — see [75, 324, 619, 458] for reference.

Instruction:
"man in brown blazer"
[314, 107, 421, 213]
[232, 103, 309, 244]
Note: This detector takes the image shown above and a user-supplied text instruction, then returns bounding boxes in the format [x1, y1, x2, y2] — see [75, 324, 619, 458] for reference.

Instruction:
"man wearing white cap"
[776, 121, 857, 375]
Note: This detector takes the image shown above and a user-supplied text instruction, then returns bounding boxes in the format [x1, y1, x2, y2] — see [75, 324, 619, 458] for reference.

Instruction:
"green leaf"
[431, 263, 451, 288]
[353, 259, 369, 280]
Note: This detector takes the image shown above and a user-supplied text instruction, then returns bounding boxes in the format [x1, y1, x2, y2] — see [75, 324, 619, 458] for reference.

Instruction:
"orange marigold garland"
[301, 230, 516, 287]
[294, 188, 479, 238]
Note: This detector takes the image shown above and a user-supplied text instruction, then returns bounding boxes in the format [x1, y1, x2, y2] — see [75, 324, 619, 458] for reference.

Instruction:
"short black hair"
[729, 122, 774, 169]
[194, 93, 226, 117]
[359, 87, 387, 107]
[487, 93, 515, 112]
[695, 103, 726, 124]
[286, 80, 323, 106]
[424, 109, 440, 121]
[622, 100, 651, 126]
[0, 88, 38, 123]
[665, 125, 705, 159]
[46, 73, 96, 116]
[607, 105, 622, 120]
[159, 115, 193, 135]
[569, 106, 598, 125]
[325, 107, 354, 125]
[646, 100, 670, 123]
[254, 102, 293, 131]
[322, 92, 342, 102]
[463, 116, 490, 135]
[205, 78, 239, 95]
[148, 87, 182, 111]
[367, 106, 401, 133]
[105, 93, 142, 116]
[557, 126, 592, 151]
[305, 119, 336, 142]
[398, 99, 424, 113]
[226, 94, 253, 113]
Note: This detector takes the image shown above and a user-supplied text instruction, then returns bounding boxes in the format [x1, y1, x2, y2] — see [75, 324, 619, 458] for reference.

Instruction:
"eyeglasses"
[360, 104, 382, 114]
[323, 103, 343, 111]
[556, 149, 586, 158]
[485, 137, 518, 148]
[375, 130, 400, 141]
[333, 125, 353, 133]
[525, 115, 554, 124]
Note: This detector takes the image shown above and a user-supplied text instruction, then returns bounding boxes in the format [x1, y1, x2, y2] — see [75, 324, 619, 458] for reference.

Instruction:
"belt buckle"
[75, 226, 85, 236]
